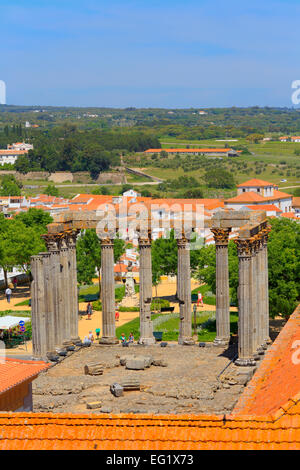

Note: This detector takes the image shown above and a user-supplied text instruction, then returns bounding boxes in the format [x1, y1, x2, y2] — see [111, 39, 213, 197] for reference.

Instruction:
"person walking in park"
[197, 291, 203, 308]
[86, 302, 92, 320]
[13, 277, 18, 291]
[5, 287, 12, 303]
[115, 309, 120, 322]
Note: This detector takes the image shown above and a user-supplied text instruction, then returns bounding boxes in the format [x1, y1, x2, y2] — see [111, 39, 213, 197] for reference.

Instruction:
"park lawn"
[116, 311, 238, 343]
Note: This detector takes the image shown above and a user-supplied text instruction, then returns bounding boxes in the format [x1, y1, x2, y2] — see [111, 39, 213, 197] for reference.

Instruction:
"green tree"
[76, 230, 125, 295]
[15, 155, 31, 174]
[0, 175, 22, 196]
[0, 215, 46, 287]
[204, 168, 235, 189]
[195, 218, 300, 318]
[43, 184, 59, 197]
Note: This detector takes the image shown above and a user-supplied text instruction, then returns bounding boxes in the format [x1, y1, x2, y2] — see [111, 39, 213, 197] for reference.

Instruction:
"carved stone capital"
[42, 233, 62, 251]
[234, 238, 255, 257]
[211, 228, 231, 245]
[100, 238, 114, 248]
[177, 236, 190, 248]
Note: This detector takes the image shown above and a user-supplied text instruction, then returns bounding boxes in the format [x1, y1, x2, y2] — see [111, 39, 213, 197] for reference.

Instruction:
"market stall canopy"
[0, 316, 30, 330]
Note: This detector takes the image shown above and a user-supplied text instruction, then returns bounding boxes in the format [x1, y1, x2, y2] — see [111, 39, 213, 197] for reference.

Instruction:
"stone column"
[58, 236, 71, 343]
[42, 234, 62, 350]
[138, 232, 155, 345]
[99, 237, 118, 344]
[177, 236, 194, 345]
[43, 251, 56, 353]
[31, 254, 47, 359]
[261, 227, 271, 345]
[211, 228, 231, 347]
[235, 238, 256, 366]
[255, 233, 266, 353]
[250, 238, 260, 356]
[66, 231, 80, 341]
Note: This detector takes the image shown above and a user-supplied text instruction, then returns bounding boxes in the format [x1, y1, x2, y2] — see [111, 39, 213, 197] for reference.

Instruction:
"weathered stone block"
[84, 363, 104, 376]
[110, 383, 124, 397]
[86, 401, 102, 409]
[126, 358, 146, 370]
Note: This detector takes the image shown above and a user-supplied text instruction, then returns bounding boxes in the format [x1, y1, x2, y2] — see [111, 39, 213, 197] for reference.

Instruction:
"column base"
[213, 337, 230, 347]
[178, 337, 195, 346]
[138, 337, 156, 346]
[99, 337, 119, 345]
[235, 357, 257, 367]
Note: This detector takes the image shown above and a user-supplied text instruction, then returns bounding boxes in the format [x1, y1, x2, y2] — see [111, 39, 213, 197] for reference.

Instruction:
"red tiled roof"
[0, 359, 49, 395]
[246, 205, 282, 212]
[293, 197, 300, 208]
[233, 305, 300, 416]
[225, 192, 266, 203]
[281, 212, 298, 219]
[0, 150, 28, 155]
[0, 410, 300, 450]
[237, 179, 275, 187]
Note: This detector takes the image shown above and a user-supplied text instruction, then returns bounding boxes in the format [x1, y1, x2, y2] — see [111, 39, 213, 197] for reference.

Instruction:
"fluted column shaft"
[99, 238, 118, 344]
[59, 237, 71, 343]
[177, 237, 194, 345]
[66, 231, 79, 340]
[138, 234, 155, 345]
[31, 254, 47, 358]
[262, 228, 271, 344]
[235, 238, 256, 366]
[212, 228, 231, 346]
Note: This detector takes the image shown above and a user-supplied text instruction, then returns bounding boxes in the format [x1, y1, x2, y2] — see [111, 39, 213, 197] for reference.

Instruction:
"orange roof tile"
[0, 358, 49, 395]
[0, 410, 300, 450]
[237, 179, 275, 187]
[225, 192, 266, 203]
[293, 197, 300, 208]
[281, 212, 298, 219]
[233, 304, 300, 416]
[246, 204, 282, 212]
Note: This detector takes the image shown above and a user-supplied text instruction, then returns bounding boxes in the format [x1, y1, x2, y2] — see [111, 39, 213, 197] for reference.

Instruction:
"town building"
[224, 179, 293, 213]
[0, 359, 48, 412]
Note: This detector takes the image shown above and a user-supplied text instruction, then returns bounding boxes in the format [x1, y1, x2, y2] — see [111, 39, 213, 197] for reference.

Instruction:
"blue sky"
[0, 0, 300, 107]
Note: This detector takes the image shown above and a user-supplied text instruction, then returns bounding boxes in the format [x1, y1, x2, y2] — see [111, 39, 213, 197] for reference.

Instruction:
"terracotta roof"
[1, 409, 300, 450]
[246, 204, 282, 212]
[233, 305, 300, 416]
[292, 197, 300, 208]
[0, 359, 49, 395]
[237, 179, 275, 187]
[225, 192, 266, 203]
[0, 150, 28, 155]
[281, 212, 298, 219]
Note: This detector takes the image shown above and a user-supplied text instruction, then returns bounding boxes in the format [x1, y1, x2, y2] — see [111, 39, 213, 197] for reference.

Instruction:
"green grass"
[15, 299, 30, 307]
[0, 310, 31, 317]
[116, 311, 238, 342]
[191, 285, 216, 305]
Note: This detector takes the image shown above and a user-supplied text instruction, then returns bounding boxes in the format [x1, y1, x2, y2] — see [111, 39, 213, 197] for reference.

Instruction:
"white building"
[0, 149, 28, 166]
[224, 179, 293, 213]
